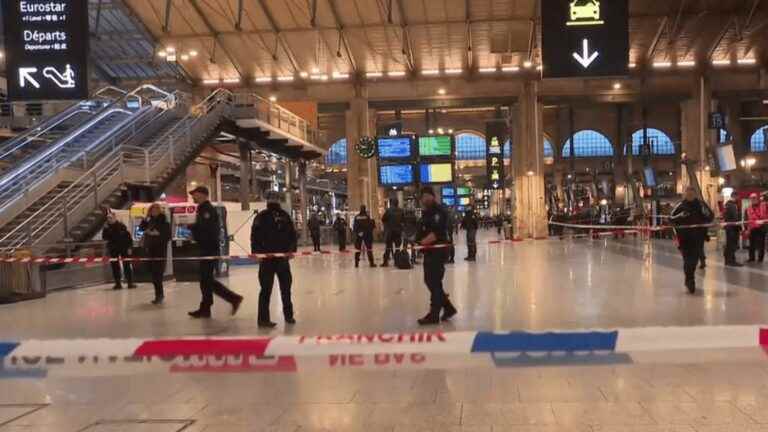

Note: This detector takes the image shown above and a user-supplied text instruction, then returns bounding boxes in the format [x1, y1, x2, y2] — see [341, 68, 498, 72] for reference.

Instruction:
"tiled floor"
[3, 233, 768, 430]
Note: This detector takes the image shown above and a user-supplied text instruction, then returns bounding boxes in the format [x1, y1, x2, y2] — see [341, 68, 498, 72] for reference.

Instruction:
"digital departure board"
[418, 135, 453, 157]
[378, 164, 415, 187]
[419, 162, 454, 184]
[377, 136, 414, 160]
[3, 0, 90, 100]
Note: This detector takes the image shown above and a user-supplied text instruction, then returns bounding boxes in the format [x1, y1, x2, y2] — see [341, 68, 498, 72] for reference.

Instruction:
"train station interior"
[2, 0, 768, 430]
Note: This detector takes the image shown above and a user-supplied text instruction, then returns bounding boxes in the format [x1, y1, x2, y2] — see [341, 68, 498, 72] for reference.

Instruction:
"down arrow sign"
[572, 39, 599, 68]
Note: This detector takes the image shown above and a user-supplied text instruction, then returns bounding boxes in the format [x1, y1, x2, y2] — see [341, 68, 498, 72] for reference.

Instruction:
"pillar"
[512, 81, 548, 239]
[238, 140, 250, 210]
[680, 75, 719, 210]
[345, 98, 369, 213]
[285, 160, 293, 215]
[298, 160, 309, 244]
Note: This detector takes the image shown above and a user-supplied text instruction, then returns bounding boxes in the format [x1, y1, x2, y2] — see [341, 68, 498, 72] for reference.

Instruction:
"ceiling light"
[448, 129, 453, 134]
[422, 69, 440, 76]
[437, 127, 445, 134]
[428, 129, 435, 134]
[628, 62, 636, 68]
[189, 50, 198, 57]
[536, 65, 543, 71]
[299, 71, 309, 78]
[157, 50, 167, 58]
[166, 46, 176, 53]
[277, 76, 294, 82]
[202, 79, 220, 85]
[444, 68, 462, 75]
[332, 72, 349, 79]
[501, 66, 520, 72]
[222, 78, 240, 84]
[522, 60, 533, 68]
[678, 60, 696, 67]
[437, 88, 446, 95]
[366, 71, 383, 78]
[478, 67, 497, 73]
[255, 76, 272, 83]
[712, 59, 731, 66]
[526, 170, 535, 176]
[310, 74, 329, 81]
[311, 67, 320, 73]
[387, 71, 406, 77]
[652, 61, 672, 68]
[180, 54, 189, 61]
[738, 58, 757, 65]
[613, 82, 621, 90]
[269, 95, 277, 102]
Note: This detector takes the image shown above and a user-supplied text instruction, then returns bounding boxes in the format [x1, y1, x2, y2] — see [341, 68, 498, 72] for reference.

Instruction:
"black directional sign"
[485, 121, 506, 190]
[541, 0, 629, 78]
[2, 0, 90, 101]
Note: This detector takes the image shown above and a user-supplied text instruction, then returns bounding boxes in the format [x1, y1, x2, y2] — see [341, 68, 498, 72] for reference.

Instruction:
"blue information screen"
[379, 164, 414, 186]
[378, 137, 413, 159]
[419, 162, 453, 184]
[443, 197, 456, 206]
[442, 187, 455, 197]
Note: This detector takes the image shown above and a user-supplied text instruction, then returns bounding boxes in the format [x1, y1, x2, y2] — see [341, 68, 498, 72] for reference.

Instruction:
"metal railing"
[231, 93, 324, 148]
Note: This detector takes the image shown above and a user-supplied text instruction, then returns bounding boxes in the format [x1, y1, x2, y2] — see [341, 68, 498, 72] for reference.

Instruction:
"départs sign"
[2, 0, 89, 101]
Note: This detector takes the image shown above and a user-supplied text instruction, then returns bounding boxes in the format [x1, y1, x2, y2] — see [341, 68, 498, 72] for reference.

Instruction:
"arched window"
[544, 138, 554, 158]
[325, 138, 347, 165]
[455, 132, 486, 160]
[750, 126, 768, 153]
[562, 130, 614, 158]
[625, 128, 675, 156]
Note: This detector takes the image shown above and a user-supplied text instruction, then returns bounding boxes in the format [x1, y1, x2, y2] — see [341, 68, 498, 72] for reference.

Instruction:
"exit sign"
[541, 0, 629, 78]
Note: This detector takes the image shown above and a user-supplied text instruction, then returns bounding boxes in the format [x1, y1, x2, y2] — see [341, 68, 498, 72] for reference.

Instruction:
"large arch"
[624, 128, 676, 156]
[561, 130, 614, 158]
[455, 130, 552, 160]
[750, 125, 768, 153]
[325, 138, 347, 165]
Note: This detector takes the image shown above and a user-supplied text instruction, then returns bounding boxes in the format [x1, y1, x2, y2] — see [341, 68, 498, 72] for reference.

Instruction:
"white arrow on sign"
[572, 38, 599, 68]
[19, 67, 41, 88]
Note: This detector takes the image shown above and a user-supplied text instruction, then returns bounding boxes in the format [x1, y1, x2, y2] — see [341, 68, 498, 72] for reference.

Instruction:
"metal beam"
[255, 0, 301, 72]
[394, 0, 416, 71]
[646, 17, 668, 61]
[163, 0, 172, 33]
[189, 0, 246, 80]
[326, 0, 358, 73]
[465, 0, 473, 70]
[235, 0, 244, 31]
[745, 0, 762, 30]
[706, 16, 734, 60]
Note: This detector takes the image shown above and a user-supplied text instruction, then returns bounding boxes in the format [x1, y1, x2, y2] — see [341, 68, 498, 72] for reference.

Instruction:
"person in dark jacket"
[332, 213, 348, 251]
[139, 203, 172, 304]
[670, 187, 714, 294]
[381, 198, 404, 267]
[403, 209, 420, 265]
[723, 191, 742, 267]
[251, 192, 298, 328]
[461, 208, 479, 261]
[187, 186, 244, 319]
[308, 212, 322, 252]
[353, 205, 376, 268]
[102, 212, 135, 290]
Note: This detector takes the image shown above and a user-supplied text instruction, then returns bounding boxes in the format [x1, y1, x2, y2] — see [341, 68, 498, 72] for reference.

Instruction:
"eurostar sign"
[541, 0, 629, 78]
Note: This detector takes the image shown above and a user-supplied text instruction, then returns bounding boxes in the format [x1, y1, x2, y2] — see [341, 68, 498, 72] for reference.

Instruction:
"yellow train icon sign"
[567, 0, 604, 26]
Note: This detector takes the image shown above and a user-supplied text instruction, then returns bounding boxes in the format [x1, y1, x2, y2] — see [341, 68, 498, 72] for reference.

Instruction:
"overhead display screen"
[419, 162, 454, 184]
[377, 137, 413, 160]
[716, 145, 737, 172]
[378, 164, 415, 186]
[459, 197, 471, 206]
[418, 135, 453, 157]
[442, 187, 455, 197]
[442, 197, 456, 206]
[541, 0, 629, 78]
[456, 187, 472, 195]
[3, 0, 90, 101]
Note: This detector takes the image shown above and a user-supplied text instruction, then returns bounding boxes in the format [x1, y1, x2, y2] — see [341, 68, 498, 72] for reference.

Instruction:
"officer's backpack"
[394, 249, 412, 270]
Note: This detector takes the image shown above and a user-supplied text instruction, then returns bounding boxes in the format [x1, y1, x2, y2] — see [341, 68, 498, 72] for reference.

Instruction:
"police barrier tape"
[548, 218, 768, 232]
[2, 326, 768, 377]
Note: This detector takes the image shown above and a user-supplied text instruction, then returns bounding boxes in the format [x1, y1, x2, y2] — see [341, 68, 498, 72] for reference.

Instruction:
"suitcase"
[394, 249, 412, 269]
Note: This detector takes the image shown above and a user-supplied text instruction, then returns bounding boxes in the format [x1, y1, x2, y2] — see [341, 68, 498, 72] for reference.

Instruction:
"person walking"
[746, 193, 766, 263]
[332, 213, 348, 251]
[139, 203, 171, 304]
[251, 192, 297, 328]
[102, 212, 136, 290]
[308, 212, 322, 252]
[723, 191, 742, 266]
[461, 207, 479, 261]
[670, 187, 714, 294]
[416, 186, 457, 325]
[187, 186, 244, 319]
[353, 205, 376, 268]
[381, 198, 404, 267]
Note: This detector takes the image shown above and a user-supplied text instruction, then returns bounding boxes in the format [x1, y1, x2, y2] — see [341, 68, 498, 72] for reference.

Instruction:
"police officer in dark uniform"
[353, 205, 377, 268]
[461, 207, 479, 261]
[332, 212, 348, 251]
[308, 212, 322, 252]
[381, 198, 404, 267]
[723, 191, 742, 266]
[251, 192, 298, 328]
[416, 186, 457, 325]
[670, 187, 714, 294]
[187, 186, 244, 318]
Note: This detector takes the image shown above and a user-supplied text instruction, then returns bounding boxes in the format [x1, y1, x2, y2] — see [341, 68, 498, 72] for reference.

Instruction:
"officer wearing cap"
[415, 186, 457, 325]
[251, 192, 298, 328]
[187, 185, 244, 318]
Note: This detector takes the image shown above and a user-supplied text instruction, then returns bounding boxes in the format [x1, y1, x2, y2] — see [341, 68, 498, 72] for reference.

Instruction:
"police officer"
[308, 211, 322, 252]
[403, 208, 420, 265]
[381, 198, 404, 267]
[251, 192, 297, 328]
[102, 212, 136, 290]
[723, 191, 742, 266]
[353, 205, 376, 268]
[670, 187, 714, 294]
[332, 212, 348, 251]
[416, 186, 457, 325]
[188, 186, 244, 318]
[461, 207, 479, 261]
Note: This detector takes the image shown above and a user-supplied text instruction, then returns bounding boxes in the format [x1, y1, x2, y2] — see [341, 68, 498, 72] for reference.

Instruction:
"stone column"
[298, 161, 309, 244]
[512, 81, 548, 239]
[285, 160, 293, 215]
[680, 75, 719, 210]
[238, 140, 250, 210]
[345, 98, 370, 213]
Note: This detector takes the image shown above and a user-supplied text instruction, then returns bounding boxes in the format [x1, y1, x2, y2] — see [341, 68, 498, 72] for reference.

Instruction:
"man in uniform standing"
[381, 198, 404, 267]
[353, 205, 377, 268]
[332, 212, 348, 251]
[188, 186, 244, 318]
[670, 187, 714, 294]
[308, 211, 322, 252]
[461, 207, 479, 261]
[723, 191, 742, 266]
[416, 186, 457, 325]
[251, 192, 298, 328]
